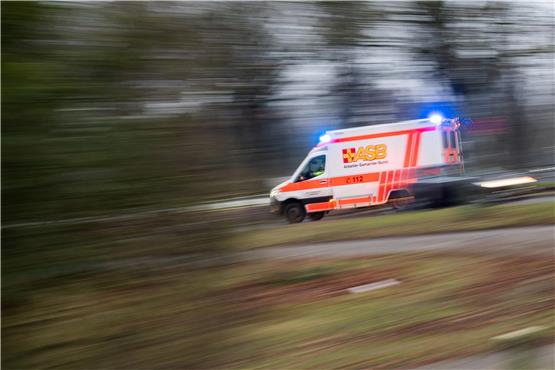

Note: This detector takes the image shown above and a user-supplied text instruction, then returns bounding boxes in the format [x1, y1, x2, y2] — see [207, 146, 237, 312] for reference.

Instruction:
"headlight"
[270, 188, 280, 197]
[475, 176, 537, 188]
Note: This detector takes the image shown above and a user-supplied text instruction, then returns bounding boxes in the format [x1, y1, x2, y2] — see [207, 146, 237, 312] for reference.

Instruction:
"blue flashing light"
[459, 117, 473, 126]
[429, 113, 444, 125]
[319, 134, 331, 143]
[417, 102, 457, 123]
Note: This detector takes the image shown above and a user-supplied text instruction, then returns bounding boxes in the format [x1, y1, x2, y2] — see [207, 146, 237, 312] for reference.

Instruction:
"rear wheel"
[392, 198, 413, 211]
[308, 212, 325, 221]
[284, 202, 306, 223]
[389, 189, 414, 211]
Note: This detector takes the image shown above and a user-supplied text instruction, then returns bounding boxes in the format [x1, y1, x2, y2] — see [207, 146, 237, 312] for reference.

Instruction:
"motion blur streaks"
[2, 1, 554, 369]
[3, 1, 554, 222]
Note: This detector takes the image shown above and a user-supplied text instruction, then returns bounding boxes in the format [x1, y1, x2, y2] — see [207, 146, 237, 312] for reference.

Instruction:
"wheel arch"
[278, 197, 303, 215]
[388, 188, 412, 201]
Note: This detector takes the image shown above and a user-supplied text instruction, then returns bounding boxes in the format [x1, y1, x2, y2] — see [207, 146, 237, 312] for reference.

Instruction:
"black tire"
[389, 190, 414, 211]
[284, 202, 306, 224]
[308, 212, 325, 221]
[392, 198, 413, 212]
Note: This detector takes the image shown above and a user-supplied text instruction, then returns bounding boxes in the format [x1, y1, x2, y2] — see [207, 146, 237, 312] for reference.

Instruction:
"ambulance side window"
[450, 131, 457, 150]
[296, 155, 326, 182]
[442, 130, 449, 149]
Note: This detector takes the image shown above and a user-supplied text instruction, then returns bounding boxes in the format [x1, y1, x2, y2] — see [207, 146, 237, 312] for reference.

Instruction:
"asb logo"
[343, 144, 387, 163]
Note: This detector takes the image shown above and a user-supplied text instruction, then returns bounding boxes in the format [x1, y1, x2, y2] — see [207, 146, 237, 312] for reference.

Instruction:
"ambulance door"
[442, 128, 459, 164]
[442, 128, 463, 174]
[292, 154, 333, 206]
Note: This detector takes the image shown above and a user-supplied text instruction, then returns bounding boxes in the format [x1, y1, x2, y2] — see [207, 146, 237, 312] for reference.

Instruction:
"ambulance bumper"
[270, 196, 282, 215]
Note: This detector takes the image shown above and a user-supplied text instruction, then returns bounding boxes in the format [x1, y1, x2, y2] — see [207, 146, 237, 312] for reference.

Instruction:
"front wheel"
[284, 202, 306, 224]
[308, 212, 325, 221]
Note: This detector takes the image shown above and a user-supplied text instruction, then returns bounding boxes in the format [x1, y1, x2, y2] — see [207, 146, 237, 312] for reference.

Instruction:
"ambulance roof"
[325, 119, 432, 140]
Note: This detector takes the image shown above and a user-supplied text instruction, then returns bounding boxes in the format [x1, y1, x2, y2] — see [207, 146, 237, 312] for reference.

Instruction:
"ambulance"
[270, 116, 464, 223]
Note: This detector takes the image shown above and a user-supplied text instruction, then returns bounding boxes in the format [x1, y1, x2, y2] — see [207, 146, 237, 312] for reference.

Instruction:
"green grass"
[233, 202, 555, 249]
[533, 181, 555, 190]
[3, 201, 554, 369]
[5, 253, 552, 369]
[221, 254, 554, 368]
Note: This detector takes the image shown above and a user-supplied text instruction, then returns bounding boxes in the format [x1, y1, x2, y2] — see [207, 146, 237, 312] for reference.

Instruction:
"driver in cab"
[299, 156, 325, 181]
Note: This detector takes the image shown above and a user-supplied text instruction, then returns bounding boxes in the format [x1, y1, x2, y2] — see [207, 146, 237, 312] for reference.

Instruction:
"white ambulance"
[270, 116, 464, 223]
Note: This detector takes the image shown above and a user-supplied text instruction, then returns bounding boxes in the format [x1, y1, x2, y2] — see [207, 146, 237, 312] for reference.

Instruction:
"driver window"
[296, 155, 326, 182]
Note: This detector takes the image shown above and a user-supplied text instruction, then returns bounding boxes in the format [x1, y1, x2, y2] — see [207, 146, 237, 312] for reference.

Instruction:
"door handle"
[320, 180, 328, 184]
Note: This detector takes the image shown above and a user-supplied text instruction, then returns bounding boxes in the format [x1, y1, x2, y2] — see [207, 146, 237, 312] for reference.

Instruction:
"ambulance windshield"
[296, 155, 326, 182]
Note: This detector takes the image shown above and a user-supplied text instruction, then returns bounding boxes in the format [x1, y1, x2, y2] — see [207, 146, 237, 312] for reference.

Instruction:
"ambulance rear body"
[270, 118, 463, 223]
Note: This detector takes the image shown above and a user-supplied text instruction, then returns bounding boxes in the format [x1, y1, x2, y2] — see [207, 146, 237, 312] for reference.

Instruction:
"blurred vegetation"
[3, 253, 553, 368]
[2, 1, 554, 223]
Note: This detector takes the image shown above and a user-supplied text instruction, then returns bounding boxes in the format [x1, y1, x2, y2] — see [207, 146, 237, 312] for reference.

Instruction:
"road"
[95, 225, 555, 273]
[416, 343, 554, 370]
[2, 183, 551, 230]
[242, 225, 555, 260]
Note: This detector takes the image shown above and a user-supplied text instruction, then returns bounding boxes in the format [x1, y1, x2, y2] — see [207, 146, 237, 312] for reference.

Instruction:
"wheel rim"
[393, 198, 412, 210]
[288, 207, 302, 222]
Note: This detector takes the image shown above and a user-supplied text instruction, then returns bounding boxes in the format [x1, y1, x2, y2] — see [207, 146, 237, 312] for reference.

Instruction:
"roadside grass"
[3, 200, 553, 368]
[224, 253, 554, 368]
[534, 181, 555, 189]
[4, 252, 553, 369]
[233, 202, 555, 249]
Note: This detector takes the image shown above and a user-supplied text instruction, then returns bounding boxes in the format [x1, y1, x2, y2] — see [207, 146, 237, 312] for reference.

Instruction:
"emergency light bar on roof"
[317, 118, 461, 147]
[429, 113, 443, 125]
[319, 134, 331, 143]
[326, 119, 429, 136]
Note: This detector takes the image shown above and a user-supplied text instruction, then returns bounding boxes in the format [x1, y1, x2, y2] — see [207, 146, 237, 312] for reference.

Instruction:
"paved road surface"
[416, 344, 554, 370]
[242, 225, 555, 260]
[97, 226, 554, 272]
